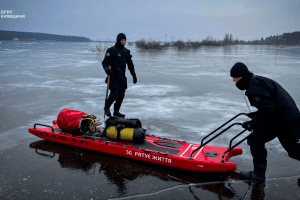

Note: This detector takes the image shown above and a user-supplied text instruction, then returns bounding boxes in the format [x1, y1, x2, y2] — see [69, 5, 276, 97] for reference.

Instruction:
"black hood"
[230, 62, 253, 90]
[115, 33, 126, 50]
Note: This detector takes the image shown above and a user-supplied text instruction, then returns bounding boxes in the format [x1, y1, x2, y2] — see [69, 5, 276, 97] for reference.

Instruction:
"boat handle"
[221, 132, 251, 163]
[189, 122, 245, 159]
[34, 123, 55, 133]
[200, 113, 247, 146]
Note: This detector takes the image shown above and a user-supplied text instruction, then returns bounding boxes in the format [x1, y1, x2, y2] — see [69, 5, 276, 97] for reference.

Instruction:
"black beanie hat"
[116, 33, 126, 42]
[230, 62, 252, 77]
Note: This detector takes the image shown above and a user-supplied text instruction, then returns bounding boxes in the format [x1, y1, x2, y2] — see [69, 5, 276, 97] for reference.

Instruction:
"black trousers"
[106, 86, 126, 112]
[247, 122, 300, 165]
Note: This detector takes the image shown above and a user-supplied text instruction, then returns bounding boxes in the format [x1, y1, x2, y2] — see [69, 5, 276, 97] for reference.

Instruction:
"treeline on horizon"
[0, 30, 91, 42]
[133, 31, 300, 50]
[1, 29, 299, 48]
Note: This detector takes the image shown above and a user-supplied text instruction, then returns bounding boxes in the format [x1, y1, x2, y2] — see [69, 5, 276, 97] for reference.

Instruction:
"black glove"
[133, 75, 137, 84]
[242, 121, 254, 131]
[246, 112, 257, 119]
[105, 68, 112, 76]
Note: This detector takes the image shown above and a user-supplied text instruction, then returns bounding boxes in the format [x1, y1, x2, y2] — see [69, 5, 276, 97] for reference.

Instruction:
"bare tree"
[223, 33, 233, 45]
[89, 43, 109, 53]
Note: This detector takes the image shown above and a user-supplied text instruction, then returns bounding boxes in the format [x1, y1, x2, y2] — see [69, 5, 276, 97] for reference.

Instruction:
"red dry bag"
[57, 108, 88, 132]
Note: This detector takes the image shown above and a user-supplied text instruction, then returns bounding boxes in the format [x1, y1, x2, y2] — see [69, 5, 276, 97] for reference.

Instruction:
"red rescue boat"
[28, 113, 249, 172]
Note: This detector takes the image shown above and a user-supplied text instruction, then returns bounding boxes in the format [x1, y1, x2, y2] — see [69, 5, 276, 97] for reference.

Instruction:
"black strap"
[116, 124, 125, 140]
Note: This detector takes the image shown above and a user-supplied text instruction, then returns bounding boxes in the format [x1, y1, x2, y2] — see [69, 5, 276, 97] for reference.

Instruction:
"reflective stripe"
[193, 146, 204, 159]
[180, 144, 192, 157]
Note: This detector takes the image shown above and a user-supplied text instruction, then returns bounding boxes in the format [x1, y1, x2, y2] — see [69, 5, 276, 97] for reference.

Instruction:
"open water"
[1, 41, 300, 199]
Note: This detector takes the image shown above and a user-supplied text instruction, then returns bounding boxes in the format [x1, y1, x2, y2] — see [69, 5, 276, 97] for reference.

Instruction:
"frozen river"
[1, 41, 300, 199]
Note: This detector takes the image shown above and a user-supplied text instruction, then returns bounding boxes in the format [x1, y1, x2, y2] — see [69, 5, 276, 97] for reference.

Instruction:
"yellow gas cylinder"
[105, 126, 145, 143]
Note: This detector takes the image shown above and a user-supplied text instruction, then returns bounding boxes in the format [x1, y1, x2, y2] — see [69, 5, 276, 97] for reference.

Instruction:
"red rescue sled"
[28, 113, 250, 172]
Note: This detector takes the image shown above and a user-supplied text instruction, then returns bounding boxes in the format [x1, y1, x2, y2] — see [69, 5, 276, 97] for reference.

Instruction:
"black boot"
[113, 95, 125, 118]
[240, 171, 266, 183]
[113, 111, 125, 118]
[104, 96, 115, 118]
[104, 106, 111, 117]
[113, 102, 125, 117]
[240, 162, 267, 183]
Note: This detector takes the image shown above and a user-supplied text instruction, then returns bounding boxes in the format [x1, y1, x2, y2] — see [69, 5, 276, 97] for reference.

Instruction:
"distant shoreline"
[0, 30, 92, 42]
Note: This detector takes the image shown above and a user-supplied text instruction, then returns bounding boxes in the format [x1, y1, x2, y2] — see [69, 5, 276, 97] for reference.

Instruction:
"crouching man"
[230, 62, 300, 183]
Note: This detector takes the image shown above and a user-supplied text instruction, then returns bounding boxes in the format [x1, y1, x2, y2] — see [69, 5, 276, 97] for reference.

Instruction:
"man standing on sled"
[230, 62, 300, 183]
[102, 33, 137, 118]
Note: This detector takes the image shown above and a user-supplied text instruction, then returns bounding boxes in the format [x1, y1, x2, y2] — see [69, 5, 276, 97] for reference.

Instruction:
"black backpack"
[105, 117, 142, 128]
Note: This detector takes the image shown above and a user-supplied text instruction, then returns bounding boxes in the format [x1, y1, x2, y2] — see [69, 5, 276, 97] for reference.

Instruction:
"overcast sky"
[1, 0, 299, 41]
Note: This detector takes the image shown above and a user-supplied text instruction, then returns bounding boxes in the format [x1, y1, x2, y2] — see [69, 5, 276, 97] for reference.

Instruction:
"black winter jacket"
[246, 75, 300, 127]
[102, 45, 136, 90]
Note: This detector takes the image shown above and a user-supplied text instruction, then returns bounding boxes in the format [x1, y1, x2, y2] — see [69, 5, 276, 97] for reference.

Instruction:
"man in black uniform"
[230, 62, 300, 183]
[102, 33, 137, 118]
